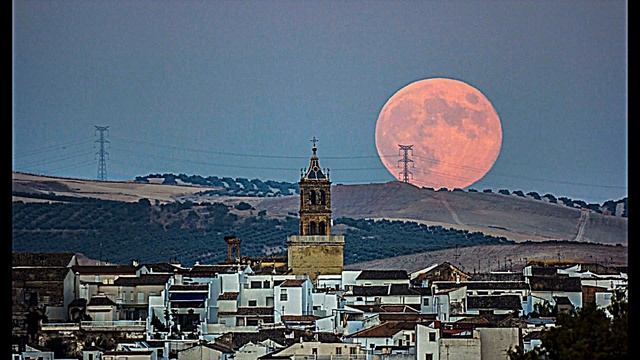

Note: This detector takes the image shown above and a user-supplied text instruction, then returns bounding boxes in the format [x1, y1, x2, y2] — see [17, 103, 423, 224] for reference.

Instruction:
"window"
[89, 353, 94, 360]
[477, 291, 488, 295]
[263, 280, 270, 288]
[320, 190, 326, 205]
[312, 348, 318, 355]
[356, 297, 363, 301]
[425, 354, 433, 360]
[429, 332, 436, 342]
[493, 291, 503, 295]
[349, 347, 357, 355]
[248, 300, 257, 307]
[247, 319, 259, 326]
[522, 296, 528, 302]
[309, 221, 317, 235]
[319, 221, 326, 235]
[423, 298, 430, 306]
[251, 281, 262, 289]
[336, 347, 342, 355]
[310, 190, 317, 205]
[137, 292, 145, 304]
[280, 289, 288, 301]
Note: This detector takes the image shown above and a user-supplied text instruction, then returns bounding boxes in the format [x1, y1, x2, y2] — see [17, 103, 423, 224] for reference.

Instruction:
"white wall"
[342, 271, 362, 290]
[416, 323, 440, 360]
[312, 292, 339, 318]
[477, 327, 520, 360]
[438, 331, 481, 360]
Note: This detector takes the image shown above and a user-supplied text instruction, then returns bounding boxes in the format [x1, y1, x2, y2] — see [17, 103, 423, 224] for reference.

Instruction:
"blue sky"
[13, 0, 627, 203]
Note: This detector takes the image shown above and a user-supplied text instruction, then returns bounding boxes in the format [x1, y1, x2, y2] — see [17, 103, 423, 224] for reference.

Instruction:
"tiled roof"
[70, 265, 137, 275]
[434, 281, 529, 290]
[190, 264, 248, 276]
[378, 313, 436, 322]
[113, 274, 171, 286]
[87, 295, 116, 306]
[348, 304, 420, 313]
[204, 342, 235, 353]
[280, 279, 306, 287]
[529, 276, 582, 292]
[237, 307, 273, 315]
[467, 295, 523, 310]
[351, 284, 425, 296]
[530, 266, 560, 276]
[470, 273, 525, 282]
[218, 292, 239, 300]
[170, 284, 209, 291]
[347, 321, 421, 338]
[356, 270, 408, 280]
[352, 286, 387, 296]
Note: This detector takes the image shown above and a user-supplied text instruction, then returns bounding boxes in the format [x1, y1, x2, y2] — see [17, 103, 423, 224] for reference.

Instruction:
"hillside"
[12, 196, 510, 265]
[12, 172, 209, 203]
[255, 182, 627, 245]
[346, 242, 628, 273]
[13, 172, 627, 245]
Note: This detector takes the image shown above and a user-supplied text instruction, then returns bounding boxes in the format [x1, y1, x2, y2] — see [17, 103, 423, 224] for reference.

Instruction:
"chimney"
[224, 235, 241, 263]
[132, 259, 139, 267]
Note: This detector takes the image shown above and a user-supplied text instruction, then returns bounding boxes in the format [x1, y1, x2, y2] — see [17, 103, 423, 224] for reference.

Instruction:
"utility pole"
[95, 126, 109, 181]
[397, 144, 414, 183]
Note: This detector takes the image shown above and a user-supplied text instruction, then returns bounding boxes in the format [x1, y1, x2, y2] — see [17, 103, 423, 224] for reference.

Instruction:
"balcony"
[40, 322, 80, 331]
[80, 320, 146, 331]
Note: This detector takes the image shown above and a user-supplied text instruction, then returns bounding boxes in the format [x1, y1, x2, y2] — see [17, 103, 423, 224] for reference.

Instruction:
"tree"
[508, 290, 628, 360]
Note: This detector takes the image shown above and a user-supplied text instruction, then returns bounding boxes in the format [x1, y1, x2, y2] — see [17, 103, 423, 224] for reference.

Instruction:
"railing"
[40, 322, 80, 331]
[291, 355, 367, 360]
[80, 320, 146, 331]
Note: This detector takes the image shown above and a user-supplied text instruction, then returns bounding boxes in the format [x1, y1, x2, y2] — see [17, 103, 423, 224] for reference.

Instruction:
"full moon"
[375, 78, 502, 189]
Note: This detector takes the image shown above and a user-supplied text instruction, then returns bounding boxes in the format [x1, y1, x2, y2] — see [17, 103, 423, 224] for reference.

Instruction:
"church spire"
[303, 136, 328, 181]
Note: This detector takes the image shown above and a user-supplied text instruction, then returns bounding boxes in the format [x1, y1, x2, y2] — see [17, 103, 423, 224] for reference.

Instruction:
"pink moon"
[375, 78, 503, 189]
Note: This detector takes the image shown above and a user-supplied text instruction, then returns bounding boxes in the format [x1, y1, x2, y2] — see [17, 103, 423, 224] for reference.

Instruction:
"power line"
[110, 134, 397, 160]
[13, 139, 93, 159]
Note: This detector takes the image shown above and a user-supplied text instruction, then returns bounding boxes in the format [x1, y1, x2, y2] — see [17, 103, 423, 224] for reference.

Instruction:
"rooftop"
[529, 276, 582, 292]
[356, 270, 408, 280]
[87, 295, 117, 307]
[170, 284, 209, 291]
[347, 321, 424, 338]
[71, 265, 137, 275]
[467, 295, 523, 310]
[113, 274, 171, 286]
[280, 279, 306, 287]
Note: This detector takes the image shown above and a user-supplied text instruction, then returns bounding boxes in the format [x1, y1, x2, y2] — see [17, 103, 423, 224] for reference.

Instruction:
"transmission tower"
[94, 126, 109, 181]
[397, 144, 414, 183]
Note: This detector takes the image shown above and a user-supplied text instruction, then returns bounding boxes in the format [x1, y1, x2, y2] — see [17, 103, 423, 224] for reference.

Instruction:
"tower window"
[319, 221, 326, 235]
[310, 190, 317, 205]
[309, 221, 317, 235]
[320, 190, 326, 205]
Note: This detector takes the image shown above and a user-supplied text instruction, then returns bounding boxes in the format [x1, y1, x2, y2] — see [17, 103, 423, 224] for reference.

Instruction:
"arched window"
[310, 190, 317, 205]
[320, 190, 326, 205]
[319, 221, 326, 235]
[309, 221, 317, 235]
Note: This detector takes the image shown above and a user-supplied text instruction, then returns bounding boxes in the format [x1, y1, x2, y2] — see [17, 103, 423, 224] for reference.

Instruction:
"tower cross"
[310, 136, 319, 147]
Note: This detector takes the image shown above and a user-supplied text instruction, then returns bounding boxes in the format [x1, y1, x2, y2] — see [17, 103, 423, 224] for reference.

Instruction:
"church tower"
[287, 138, 344, 280]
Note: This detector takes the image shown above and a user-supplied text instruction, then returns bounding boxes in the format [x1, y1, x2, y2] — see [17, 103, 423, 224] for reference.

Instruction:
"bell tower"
[299, 136, 332, 236]
[287, 137, 344, 280]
